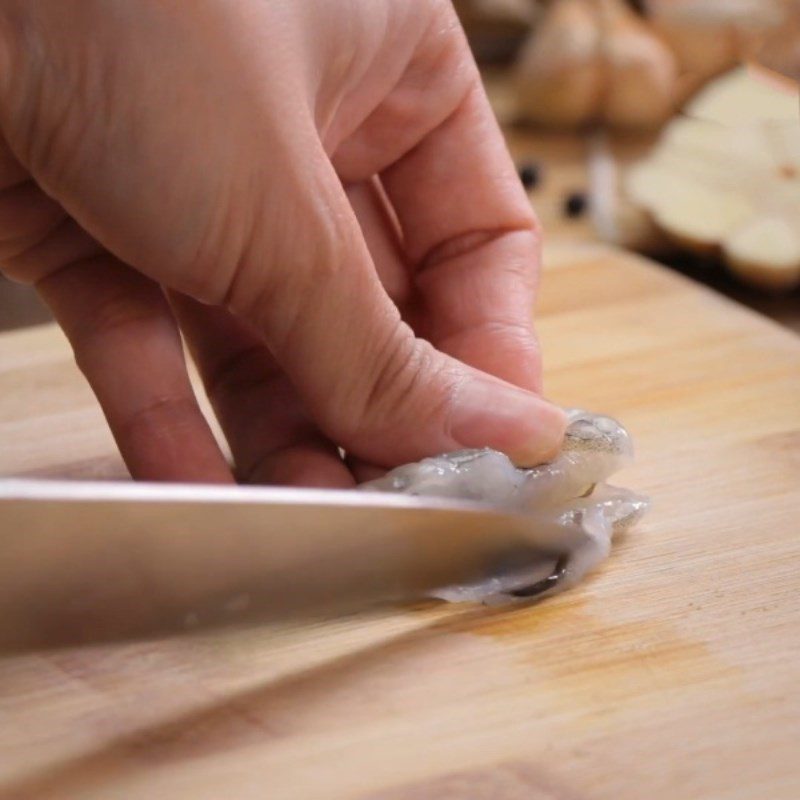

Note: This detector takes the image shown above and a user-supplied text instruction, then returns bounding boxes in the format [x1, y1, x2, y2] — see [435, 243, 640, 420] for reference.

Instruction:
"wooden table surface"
[1, 244, 799, 799]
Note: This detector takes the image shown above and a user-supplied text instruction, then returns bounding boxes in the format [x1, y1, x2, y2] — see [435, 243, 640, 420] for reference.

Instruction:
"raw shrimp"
[360, 410, 648, 603]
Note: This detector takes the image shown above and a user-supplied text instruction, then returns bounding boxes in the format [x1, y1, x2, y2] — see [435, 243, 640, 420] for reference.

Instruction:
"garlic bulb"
[514, 0, 678, 130]
[649, 0, 788, 100]
[625, 69, 800, 291]
[753, 0, 800, 84]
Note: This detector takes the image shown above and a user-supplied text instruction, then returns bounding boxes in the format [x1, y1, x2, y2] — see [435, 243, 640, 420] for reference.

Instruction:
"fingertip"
[507, 401, 567, 467]
[242, 445, 356, 489]
[449, 377, 566, 467]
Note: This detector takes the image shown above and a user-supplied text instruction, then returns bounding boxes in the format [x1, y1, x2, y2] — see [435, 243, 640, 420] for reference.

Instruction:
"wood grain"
[1, 245, 799, 800]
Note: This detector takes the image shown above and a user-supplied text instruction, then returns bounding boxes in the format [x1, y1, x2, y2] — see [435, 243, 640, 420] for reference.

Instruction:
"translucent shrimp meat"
[359, 409, 649, 603]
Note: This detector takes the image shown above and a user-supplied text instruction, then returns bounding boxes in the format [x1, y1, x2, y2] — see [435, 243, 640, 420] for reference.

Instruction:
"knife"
[0, 479, 582, 649]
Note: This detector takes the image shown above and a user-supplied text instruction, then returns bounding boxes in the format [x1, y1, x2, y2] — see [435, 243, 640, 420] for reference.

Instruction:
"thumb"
[228, 159, 566, 469]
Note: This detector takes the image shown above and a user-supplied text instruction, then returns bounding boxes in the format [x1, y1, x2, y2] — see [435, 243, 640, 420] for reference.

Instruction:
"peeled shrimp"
[360, 410, 648, 603]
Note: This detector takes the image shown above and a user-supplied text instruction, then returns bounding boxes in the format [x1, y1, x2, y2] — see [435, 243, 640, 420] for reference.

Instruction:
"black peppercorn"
[564, 191, 588, 219]
[518, 162, 541, 191]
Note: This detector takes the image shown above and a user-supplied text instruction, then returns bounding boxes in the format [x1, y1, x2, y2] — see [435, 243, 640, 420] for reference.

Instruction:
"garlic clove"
[685, 65, 799, 126]
[754, 11, 800, 84]
[724, 216, 800, 291]
[598, 0, 679, 129]
[644, 172, 753, 255]
[514, 0, 604, 127]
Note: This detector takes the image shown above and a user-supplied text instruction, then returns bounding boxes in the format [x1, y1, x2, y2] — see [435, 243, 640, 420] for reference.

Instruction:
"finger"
[0, 140, 104, 283]
[346, 175, 539, 396]
[0, 180, 68, 269]
[345, 455, 386, 485]
[329, 9, 542, 390]
[347, 180, 468, 482]
[36, 256, 233, 483]
[346, 178, 411, 308]
[0, 137, 30, 190]
[1, 215, 103, 284]
[169, 293, 355, 489]
[380, 76, 544, 394]
[227, 151, 564, 468]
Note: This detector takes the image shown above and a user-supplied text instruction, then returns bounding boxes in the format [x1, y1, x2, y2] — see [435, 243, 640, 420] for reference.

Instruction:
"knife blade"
[0, 479, 582, 649]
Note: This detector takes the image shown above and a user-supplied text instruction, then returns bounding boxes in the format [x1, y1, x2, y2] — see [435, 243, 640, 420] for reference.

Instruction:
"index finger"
[380, 71, 544, 393]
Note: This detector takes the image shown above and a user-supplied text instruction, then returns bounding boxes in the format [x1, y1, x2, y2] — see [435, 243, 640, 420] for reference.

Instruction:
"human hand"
[0, 0, 565, 486]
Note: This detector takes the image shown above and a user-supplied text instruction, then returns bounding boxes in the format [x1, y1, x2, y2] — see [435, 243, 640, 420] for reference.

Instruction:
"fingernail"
[450, 378, 567, 466]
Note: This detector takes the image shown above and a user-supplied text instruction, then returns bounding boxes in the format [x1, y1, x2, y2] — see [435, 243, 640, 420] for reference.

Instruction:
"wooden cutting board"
[1, 244, 799, 800]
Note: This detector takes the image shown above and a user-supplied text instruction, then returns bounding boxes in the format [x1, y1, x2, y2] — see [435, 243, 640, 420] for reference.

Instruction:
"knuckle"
[115, 395, 201, 449]
[1, 219, 101, 284]
[482, 318, 538, 346]
[38, 259, 169, 356]
[362, 333, 419, 418]
[226, 191, 357, 340]
[484, 319, 542, 375]
[417, 224, 541, 277]
[83, 290, 154, 335]
[0, 182, 68, 281]
[342, 331, 454, 442]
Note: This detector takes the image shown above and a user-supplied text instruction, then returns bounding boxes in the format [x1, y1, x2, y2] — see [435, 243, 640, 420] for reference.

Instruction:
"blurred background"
[1, 0, 798, 333]
[456, 0, 800, 330]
